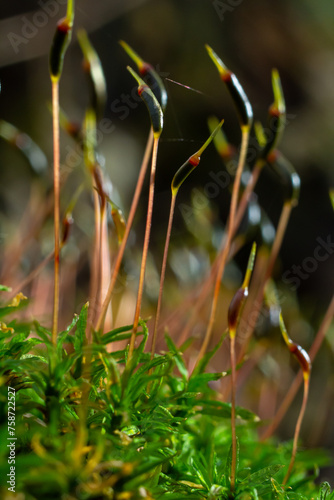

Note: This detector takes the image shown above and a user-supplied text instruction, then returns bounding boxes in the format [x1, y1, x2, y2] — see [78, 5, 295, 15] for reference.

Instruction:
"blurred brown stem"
[86, 188, 101, 342]
[151, 193, 176, 358]
[195, 126, 250, 365]
[239, 200, 293, 359]
[177, 160, 263, 346]
[95, 129, 154, 333]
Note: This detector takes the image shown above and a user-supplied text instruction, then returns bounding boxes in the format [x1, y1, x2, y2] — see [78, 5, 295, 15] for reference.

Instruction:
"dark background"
[0, 0, 334, 479]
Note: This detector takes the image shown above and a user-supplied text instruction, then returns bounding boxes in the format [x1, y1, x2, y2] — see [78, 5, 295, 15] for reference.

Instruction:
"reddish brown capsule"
[279, 313, 311, 380]
[65, 121, 81, 142]
[228, 242, 256, 338]
[228, 287, 248, 337]
[61, 213, 73, 246]
[289, 343, 311, 379]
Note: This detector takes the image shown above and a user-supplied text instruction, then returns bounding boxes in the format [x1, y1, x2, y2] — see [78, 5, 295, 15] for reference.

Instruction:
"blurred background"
[0, 0, 333, 481]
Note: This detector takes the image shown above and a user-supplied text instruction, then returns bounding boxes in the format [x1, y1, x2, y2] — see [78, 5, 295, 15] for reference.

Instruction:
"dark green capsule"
[49, 18, 72, 81]
[138, 85, 163, 136]
[171, 119, 224, 194]
[206, 45, 253, 129]
[120, 40, 167, 111]
[270, 153, 300, 205]
[261, 70, 286, 160]
[225, 72, 253, 128]
[142, 65, 168, 112]
[78, 30, 107, 120]
[127, 66, 163, 137]
[261, 114, 281, 160]
[171, 156, 199, 195]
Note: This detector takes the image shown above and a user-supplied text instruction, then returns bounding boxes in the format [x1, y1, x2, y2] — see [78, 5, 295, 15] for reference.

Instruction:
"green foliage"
[0, 304, 331, 499]
[0, 5, 332, 497]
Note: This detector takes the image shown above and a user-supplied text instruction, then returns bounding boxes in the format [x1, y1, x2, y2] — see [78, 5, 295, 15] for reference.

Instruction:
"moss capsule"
[49, 18, 73, 82]
[78, 30, 107, 120]
[279, 313, 311, 380]
[127, 66, 163, 138]
[228, 287, 248, 338]
[110, 202, 126, 244]
[228, 242, 257, 337]
[208, 115, 234, 160]
[206, 44, 253, 129]
[61, 213, 73, 246]
[171, 119, 224, 195]
[120, 40, 167, 111]
[261, 69, 286, 160]
[270, 153, 300, 206]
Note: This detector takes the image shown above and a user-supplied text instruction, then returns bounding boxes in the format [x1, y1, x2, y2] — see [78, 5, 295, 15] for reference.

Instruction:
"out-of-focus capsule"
[78, 29, 107, 120]
[228, 242, 257, 338]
